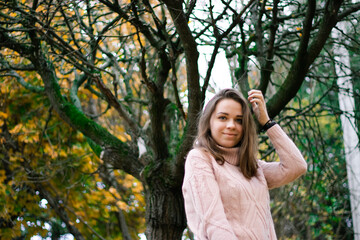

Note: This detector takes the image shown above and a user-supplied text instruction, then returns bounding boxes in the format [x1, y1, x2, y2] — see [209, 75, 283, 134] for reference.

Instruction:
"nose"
[226, 119, 235, 128]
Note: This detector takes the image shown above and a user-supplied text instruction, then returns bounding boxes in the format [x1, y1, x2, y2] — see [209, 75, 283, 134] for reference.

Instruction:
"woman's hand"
[247, 89, 270, 126]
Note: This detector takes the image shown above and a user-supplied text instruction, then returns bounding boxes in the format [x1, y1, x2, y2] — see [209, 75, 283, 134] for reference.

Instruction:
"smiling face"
[209, 98, 244, 148]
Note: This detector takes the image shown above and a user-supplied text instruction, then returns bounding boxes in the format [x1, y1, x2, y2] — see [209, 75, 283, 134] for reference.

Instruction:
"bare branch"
[93, 75, 141, 138]
[0, 56, 44, 93]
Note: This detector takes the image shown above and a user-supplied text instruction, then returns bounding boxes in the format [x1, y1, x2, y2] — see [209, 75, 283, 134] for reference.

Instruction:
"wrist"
[261, 119, 277, 132]
[260, 118, 271, 126]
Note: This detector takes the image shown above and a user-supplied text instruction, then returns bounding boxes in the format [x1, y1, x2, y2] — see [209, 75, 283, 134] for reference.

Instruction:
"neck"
[218, 145, 239, 165]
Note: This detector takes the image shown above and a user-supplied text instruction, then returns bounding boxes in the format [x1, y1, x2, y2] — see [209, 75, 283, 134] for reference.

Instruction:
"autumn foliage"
[0, 75, 145, 239]
[1, 0, 359, 239]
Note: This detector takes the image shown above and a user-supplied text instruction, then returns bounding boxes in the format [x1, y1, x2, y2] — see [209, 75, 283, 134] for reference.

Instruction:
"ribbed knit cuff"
[266, 124, 287, 143]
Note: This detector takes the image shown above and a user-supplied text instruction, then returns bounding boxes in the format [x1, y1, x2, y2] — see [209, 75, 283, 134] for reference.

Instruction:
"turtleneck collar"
[218, 146, 240, 166]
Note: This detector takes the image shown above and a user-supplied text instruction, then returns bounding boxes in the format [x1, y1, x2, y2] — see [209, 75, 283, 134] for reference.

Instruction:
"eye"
[236, 118, 243, 124]
[218, 116, 227, 120]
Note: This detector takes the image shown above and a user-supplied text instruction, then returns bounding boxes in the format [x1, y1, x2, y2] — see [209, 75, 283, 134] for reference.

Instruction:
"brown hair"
[194, 88, 258, 178]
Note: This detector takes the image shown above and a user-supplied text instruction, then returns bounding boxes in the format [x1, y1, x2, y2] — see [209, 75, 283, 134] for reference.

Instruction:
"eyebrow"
[216, 112, 243, 117]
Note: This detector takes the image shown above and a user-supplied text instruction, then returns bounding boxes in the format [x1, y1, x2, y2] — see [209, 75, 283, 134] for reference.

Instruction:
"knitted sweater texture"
[182, 125, 307, 240]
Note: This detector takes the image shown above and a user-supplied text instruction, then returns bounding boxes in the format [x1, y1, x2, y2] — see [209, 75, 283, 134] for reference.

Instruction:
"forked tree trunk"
[144, 184, 187, 240]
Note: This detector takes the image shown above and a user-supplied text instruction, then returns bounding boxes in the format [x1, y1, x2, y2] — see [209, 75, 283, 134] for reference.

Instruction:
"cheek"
[209, 119, 216, 132]
[211, 121, 223, 133]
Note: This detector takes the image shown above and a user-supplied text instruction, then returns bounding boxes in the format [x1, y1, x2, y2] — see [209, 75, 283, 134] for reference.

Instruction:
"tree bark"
[162, 0, 202, 186]
[144, 183, 186, 240]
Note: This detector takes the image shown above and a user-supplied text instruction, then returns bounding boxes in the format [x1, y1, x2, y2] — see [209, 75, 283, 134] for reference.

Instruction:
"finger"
[247, 90, 265, 102]
[248, 89, 263, 95]
[248, 91, 264, 98]
[250, 100, 258, 110]
[248, 95, 265, 106]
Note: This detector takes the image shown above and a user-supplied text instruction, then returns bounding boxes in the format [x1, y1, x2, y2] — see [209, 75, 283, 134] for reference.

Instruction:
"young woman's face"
[209, 98, 244, 148]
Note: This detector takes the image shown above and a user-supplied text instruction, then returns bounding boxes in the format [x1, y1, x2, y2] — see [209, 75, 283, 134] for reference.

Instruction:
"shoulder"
[257, 159, 266, 167]
[187, 148, 211, 159]
[185, 148, 214, 170]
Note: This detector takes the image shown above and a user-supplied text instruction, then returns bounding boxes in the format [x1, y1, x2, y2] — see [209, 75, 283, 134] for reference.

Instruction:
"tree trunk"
[334, 22, 360, 240]
[144, 184, 187, 240]
[337, 70, 360, 240]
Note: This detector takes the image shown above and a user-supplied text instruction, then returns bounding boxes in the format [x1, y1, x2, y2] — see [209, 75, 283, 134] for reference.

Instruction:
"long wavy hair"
[194, 88, 258, 179]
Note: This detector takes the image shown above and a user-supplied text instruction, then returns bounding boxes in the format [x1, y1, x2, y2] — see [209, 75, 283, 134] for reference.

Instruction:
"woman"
[182, 89, 307, 239]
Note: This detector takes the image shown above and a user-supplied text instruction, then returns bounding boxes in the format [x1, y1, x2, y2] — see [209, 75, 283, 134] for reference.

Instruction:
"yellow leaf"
[59, 149, 67, 157]
[116, 201, 127, 210]
[0, 170, 6, 183]
[10, 155, 23, 163]
[108, 187, 121, 199]
[76, 132, 84, 141]
[0, 112, 8, 119]
[9, 124, 23, 134]
[118, 135, 127, 142]
[9, 12, 17, 18]
[109, 186, 117, 195]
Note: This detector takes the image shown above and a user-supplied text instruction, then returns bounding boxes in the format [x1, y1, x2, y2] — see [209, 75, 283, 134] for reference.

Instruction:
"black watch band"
[261, 119, 277, 132]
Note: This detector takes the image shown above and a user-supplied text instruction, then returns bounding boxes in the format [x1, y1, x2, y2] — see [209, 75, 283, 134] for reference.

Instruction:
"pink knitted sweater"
[182, 125, 307, 239]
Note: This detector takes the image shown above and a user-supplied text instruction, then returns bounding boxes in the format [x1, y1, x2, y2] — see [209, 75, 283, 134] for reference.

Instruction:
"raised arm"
[247, 89, 307, 189]
[258, 125, 307, 189]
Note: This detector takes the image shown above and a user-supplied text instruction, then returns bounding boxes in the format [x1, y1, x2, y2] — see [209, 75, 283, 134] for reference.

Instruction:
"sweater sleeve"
[258, 124, 307, 189]
[182, 149, 238, 240]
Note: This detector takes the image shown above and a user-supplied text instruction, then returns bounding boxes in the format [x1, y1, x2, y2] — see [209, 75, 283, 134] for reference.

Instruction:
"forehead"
[213, 98, 243, 114]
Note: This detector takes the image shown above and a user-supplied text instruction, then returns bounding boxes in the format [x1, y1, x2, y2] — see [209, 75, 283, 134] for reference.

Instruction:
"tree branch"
[258, 0, 280, 94]
[99, 0, 165, 50]
[93, 75, 141, 138]
[35, 182, 86, 240]
[0, 56, 44, 93]
[162, 0, 201, 183]
[23, 40, 143, 177]
[0, 30, 34, 56]
[266, 0, 317, 118]
[307, 0, 344, 64]
[201, 0, 256, 102]
[267, 0, 345, 118]
[337, 3, 360, 21]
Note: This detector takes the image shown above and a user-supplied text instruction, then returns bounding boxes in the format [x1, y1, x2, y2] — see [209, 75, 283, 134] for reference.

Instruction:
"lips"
[223, 133, 237, 137]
